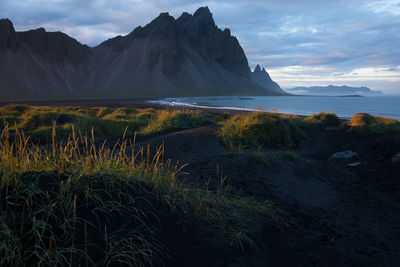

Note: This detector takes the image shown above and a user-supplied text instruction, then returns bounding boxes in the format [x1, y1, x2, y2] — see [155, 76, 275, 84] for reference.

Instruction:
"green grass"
[0, 105, 214, 143]
[304, 112, 341, 126]
[217, 112, 300, 150]
[0, 104, 31, 117]
[346, 113, 400, 134]
[19, 113, 140, 143]
[140, 110, 214, 135]
[0, 122, 278, 265]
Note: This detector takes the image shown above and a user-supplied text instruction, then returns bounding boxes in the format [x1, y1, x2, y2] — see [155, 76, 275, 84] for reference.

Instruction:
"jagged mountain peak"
[193, 6, 212, 18]
[99, 6, 249, 77]
[191, 6, 215, 28]
[251, 65, 286, 94]
[0, 18, 17, 49]
[254, 65, 269, 74]
[180, 6, 216, 38]
[177, 12, 192, 24]
[150, 12, 175, 25]
[142, 11, 178, 39]
[222, 28, 231, 35]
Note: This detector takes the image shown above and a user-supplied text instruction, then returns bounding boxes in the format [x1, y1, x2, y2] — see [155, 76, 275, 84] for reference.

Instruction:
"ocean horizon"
[150, 95, 400, 120]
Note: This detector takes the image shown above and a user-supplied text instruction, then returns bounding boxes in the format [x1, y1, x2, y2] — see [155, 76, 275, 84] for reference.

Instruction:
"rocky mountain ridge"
[0, 7, 284, 100]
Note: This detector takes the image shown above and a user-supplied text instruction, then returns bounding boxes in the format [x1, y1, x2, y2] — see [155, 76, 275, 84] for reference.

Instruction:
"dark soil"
[136, 122, 400, 266]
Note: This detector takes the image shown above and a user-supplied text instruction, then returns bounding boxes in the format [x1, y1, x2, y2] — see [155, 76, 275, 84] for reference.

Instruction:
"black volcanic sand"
[3, 101, 400, 266]
[130, 110, 399, 267]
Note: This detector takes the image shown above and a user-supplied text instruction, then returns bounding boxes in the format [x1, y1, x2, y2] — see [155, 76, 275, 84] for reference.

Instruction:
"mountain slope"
[0, 7, 285, 100]
[0, 19, 93, 99]
[250, 64, 286, 94]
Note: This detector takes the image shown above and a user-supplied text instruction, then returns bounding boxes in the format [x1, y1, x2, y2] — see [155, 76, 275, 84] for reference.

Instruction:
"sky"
[1, 0, 399, 94]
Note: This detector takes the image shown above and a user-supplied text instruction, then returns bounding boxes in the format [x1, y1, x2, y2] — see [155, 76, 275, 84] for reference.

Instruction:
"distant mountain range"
[286, 85, 384, 96]
[0, 7, 284, 100]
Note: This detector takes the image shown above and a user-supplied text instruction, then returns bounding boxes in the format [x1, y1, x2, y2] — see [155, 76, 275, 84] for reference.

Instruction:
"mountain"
[250, 64, 287, 94]
[0, 18, 93, 99]
[0, 7, 285, 100]
[286, 85, 384, 96]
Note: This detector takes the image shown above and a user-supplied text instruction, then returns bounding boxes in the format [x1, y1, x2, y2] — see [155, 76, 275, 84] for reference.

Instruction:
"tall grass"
[0, 122, 277, 265]
[217, 112, 294, 150]
[0, 123, 179, 266]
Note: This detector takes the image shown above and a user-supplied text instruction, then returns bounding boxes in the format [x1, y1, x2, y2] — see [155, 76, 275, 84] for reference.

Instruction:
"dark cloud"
[0, 0, 399, 93]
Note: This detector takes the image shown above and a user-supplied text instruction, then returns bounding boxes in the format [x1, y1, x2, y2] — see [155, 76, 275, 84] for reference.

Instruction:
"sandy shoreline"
[0, 98, 314, 118]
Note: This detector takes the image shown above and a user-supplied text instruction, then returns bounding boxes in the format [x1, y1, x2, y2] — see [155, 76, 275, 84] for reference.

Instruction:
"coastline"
[1, 95, 399, 120]
[0, 98, 257, 116]
[1, 97, 400, 122]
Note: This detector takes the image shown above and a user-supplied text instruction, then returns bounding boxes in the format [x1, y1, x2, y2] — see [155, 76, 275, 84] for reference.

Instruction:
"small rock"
[347, 162, 361, 167]
[392, 152, 400, 163]
[329, 150, 358, 160]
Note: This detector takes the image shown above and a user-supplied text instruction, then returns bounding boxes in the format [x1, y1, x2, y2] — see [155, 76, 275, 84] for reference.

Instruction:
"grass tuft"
[217, 112, 294, 150]
[346, 113, 400, 133]
[141, 110, 214, 135]
[304, 112, 341, 126]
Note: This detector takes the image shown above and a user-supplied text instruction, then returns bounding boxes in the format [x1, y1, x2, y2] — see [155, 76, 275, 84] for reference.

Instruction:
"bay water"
[150, 96, 400, 120]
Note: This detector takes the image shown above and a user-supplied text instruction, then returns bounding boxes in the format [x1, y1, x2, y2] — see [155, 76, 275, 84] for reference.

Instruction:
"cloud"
[0, 0, 399, 93]
[367, 0, 400, 15]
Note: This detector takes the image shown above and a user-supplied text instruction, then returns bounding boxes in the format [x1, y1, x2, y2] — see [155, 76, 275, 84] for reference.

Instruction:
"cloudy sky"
[1, 0, 399, 94]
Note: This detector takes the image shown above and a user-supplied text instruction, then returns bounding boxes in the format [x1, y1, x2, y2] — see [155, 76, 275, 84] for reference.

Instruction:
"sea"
[149, 96, 400, 120]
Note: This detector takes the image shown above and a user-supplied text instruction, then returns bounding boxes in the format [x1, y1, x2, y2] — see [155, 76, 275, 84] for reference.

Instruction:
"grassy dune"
[0, 105, 277, 266]
[0, 104, 398, 265]
[0, 105, 214, 143]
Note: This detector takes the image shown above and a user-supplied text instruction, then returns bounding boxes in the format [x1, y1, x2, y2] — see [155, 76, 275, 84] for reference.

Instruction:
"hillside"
[0, 7, 285, 100]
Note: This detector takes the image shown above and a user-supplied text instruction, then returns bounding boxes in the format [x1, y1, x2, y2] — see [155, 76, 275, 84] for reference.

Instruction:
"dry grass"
[347, 113, 400, 133]
[0, 118, 277, 265]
